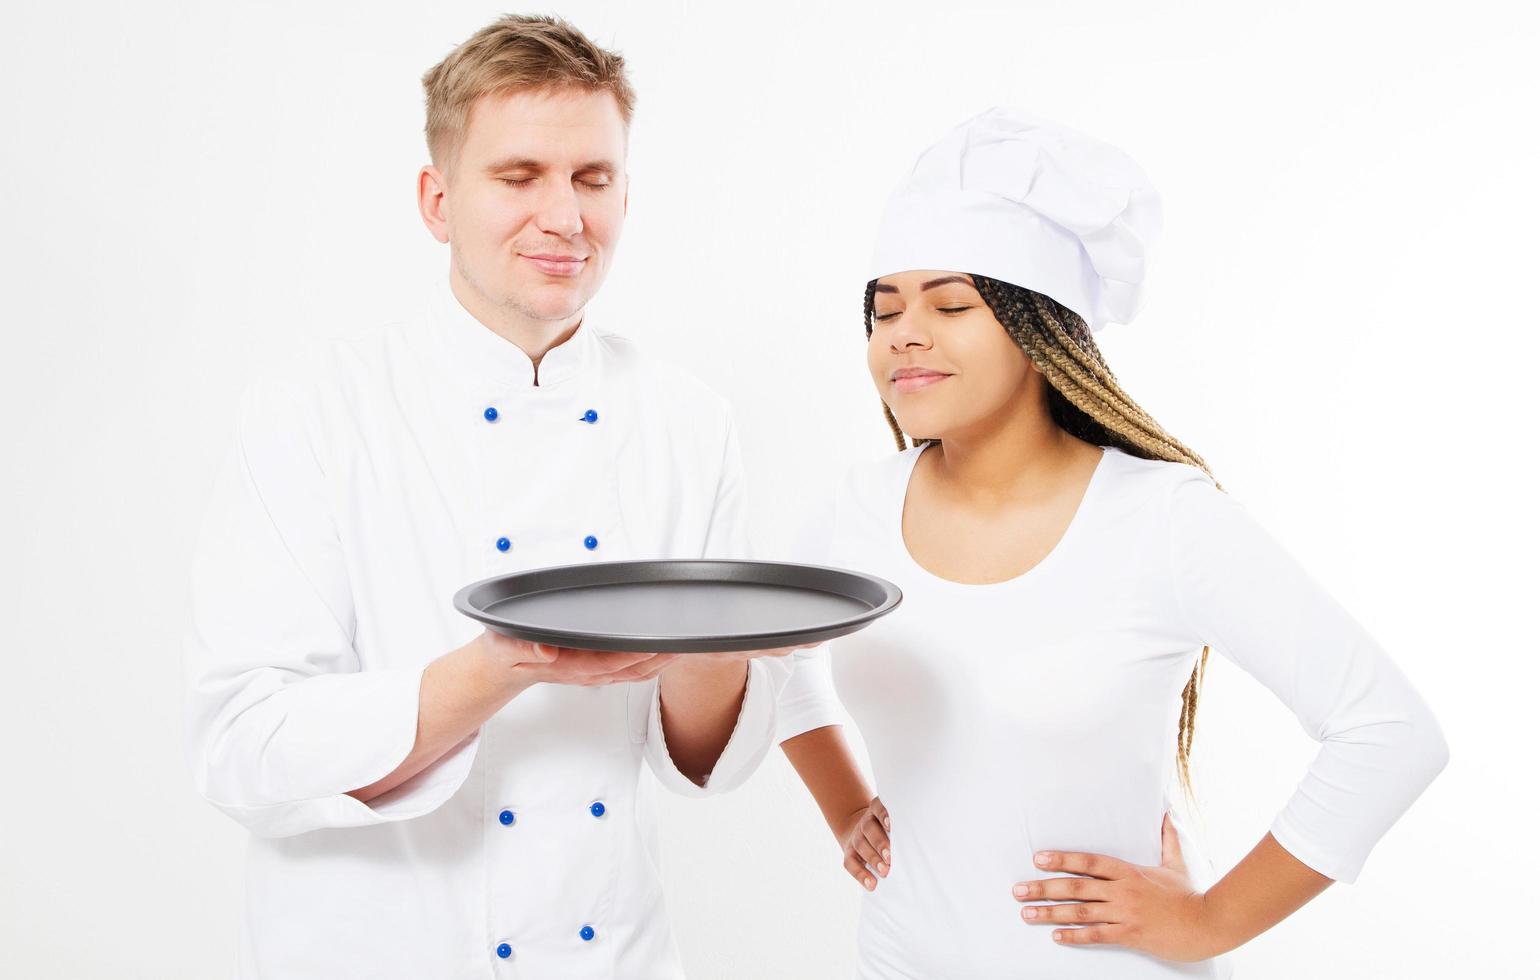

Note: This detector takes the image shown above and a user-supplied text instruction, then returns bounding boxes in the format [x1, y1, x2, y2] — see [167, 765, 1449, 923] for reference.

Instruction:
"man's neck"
[448, 272, 584, 377]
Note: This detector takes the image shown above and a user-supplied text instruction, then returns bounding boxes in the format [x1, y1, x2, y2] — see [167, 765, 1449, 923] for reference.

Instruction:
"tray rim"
[451, 558, 902, 653]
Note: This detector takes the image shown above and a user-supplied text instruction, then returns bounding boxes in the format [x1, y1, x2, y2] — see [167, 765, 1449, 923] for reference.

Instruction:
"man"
[183, 14, 797, 978]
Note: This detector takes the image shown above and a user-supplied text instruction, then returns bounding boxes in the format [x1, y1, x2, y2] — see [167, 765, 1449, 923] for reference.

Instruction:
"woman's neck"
[927, 410, 1088, 509]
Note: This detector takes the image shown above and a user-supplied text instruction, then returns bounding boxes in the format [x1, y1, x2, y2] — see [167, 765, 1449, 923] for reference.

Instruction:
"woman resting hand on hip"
[772, 107, 1448, 979]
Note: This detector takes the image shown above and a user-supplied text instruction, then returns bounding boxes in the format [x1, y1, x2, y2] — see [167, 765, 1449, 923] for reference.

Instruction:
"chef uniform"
[773, 107, 1450, 979]
[183, 273, 788, 979]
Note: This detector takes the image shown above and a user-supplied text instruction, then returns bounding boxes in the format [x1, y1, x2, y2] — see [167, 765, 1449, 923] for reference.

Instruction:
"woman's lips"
[521, 254, 587, 277]
[893, 373, 951, 393]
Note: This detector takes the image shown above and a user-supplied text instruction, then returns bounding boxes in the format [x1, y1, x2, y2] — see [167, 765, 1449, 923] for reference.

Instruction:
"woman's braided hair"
[864, 272, 1225, 797]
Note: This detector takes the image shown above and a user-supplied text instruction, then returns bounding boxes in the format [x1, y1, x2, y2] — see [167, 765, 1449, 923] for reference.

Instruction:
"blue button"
[583, 535, 598, 551]
[496, 537, 511, 552]
[498, 809, 515, 826]
[580, 409, 599, 424]
[589, 801, 605, 818]
[483, 407, 499, 422]
[579, 925, 595, 942]
[496, 942, 512, 959]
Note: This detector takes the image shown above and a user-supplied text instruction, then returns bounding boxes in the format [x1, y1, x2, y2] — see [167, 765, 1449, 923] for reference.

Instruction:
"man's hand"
[478, 629, 681, 689]
[350, 630, 672, 805]
[651, 640, 814, 687]
[662, 641, 817, 668]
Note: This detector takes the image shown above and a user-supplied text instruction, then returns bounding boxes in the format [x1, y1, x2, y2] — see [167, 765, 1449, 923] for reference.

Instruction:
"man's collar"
[431, 273, 596, 391]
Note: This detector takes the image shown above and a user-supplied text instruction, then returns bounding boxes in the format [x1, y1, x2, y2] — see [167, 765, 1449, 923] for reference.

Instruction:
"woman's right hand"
[835, 795, 892, 891]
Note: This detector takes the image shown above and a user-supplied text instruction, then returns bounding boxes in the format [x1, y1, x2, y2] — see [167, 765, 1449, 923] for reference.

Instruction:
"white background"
[3, 1, 1535, 976]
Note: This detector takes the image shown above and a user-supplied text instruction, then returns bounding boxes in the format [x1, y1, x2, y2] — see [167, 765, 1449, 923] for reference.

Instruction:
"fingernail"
[1024, 908, 1038, 919]
[864, 877, 874, 890]
[877, 863, 887, 876]
[1035, 852, 1051, 866]
[882, 849, 891, 861]
[884, 819, 892, 830]
[1012, 884, 1028, 899]
[1054, 931, 1065, 942]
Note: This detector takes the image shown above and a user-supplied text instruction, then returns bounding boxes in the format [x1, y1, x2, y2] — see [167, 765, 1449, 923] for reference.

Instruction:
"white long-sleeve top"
[777, 442, 1448, 979]
[182, 274, 784, 979]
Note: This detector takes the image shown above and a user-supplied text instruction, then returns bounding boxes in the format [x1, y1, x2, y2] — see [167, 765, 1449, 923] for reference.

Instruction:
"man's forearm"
[657, 660, 750, 785]
[347, 637, 528, 804]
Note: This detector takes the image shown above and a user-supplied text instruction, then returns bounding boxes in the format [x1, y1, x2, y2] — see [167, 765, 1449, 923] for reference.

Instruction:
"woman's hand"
[1012, 812, 1226, 962]
[833, 795, 892, 892]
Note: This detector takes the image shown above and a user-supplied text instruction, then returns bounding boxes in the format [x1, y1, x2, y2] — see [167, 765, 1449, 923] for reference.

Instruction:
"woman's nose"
[888, 313, 932, 351]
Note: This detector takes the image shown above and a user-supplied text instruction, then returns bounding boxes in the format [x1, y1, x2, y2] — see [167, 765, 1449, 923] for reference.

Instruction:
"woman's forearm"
[1201, 832, 1334, 956]
[782, 725, 874, 833]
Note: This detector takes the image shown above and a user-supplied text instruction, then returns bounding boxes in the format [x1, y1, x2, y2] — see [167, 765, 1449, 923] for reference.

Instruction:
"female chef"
[775, 107, 1449, 979]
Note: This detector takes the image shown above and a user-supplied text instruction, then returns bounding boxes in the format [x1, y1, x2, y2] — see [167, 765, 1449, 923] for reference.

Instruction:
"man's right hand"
[478, 629, 682, 689]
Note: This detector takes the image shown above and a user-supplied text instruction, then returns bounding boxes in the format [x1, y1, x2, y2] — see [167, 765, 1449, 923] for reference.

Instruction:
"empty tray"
[452, 559, 902, 652]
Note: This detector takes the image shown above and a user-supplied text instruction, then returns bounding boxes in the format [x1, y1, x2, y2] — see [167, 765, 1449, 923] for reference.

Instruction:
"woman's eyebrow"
[920, 275, 972, 291]
[873, 276, 974, 295]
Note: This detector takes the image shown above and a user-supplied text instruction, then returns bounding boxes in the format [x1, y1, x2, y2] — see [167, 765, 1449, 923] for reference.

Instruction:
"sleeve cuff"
[192, 664, 481, 838]
[644, 658, 777, 797]
[1267, 810, 1361, 885]
[773, 646, 848, 743]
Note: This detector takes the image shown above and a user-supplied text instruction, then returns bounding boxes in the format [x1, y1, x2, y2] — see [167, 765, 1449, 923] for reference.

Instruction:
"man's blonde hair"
[421, 13, 636, 176]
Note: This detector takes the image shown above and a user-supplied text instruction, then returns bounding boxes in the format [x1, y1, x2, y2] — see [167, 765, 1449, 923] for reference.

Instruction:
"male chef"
[183, 13, 795, 978]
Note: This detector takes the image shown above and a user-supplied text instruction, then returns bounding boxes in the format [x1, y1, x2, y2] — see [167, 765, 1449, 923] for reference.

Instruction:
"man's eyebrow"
[873, 275, 973, 295]
[483, 157, 617, 176]
[484, 156, 544, 173]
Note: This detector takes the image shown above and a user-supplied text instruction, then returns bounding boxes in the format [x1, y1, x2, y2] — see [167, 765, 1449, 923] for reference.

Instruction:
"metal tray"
[452, 559, 902, 652]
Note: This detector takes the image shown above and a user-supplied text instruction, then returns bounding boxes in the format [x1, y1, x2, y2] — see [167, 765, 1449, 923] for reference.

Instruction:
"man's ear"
[418, 164, 451, 245]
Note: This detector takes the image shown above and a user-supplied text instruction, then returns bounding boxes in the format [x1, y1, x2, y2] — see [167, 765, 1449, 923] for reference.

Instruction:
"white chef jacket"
[777, 443, 1449, 979]
[182, 274, 788, 979]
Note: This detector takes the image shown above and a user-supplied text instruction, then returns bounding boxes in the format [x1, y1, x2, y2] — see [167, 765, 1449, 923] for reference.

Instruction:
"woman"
[776, 107, 1448, 979]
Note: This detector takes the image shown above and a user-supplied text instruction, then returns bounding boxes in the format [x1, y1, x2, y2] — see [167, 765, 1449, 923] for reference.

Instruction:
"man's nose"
[534, 181, 584, 238]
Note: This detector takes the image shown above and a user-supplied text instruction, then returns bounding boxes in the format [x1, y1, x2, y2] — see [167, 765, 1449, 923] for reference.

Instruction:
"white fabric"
[868, 106, 1163, 331]
[758, 486, 852, 744]
[182, 274, 791, 979]
[781, 443, 1448, 979]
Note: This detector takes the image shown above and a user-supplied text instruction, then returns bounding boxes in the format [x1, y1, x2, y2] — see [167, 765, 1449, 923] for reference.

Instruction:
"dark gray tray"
[452, 559, 902, 652]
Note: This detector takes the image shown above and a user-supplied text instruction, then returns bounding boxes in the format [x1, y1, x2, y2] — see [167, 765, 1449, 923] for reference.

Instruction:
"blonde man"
[183, 15, 799, 978]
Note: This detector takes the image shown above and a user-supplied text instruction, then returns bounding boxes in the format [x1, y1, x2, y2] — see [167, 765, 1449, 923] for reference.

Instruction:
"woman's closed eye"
[874, 306, 972, 322]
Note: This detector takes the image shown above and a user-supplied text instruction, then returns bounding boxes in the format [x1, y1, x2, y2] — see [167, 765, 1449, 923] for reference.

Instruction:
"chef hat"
[868, 106, 1163, 331]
